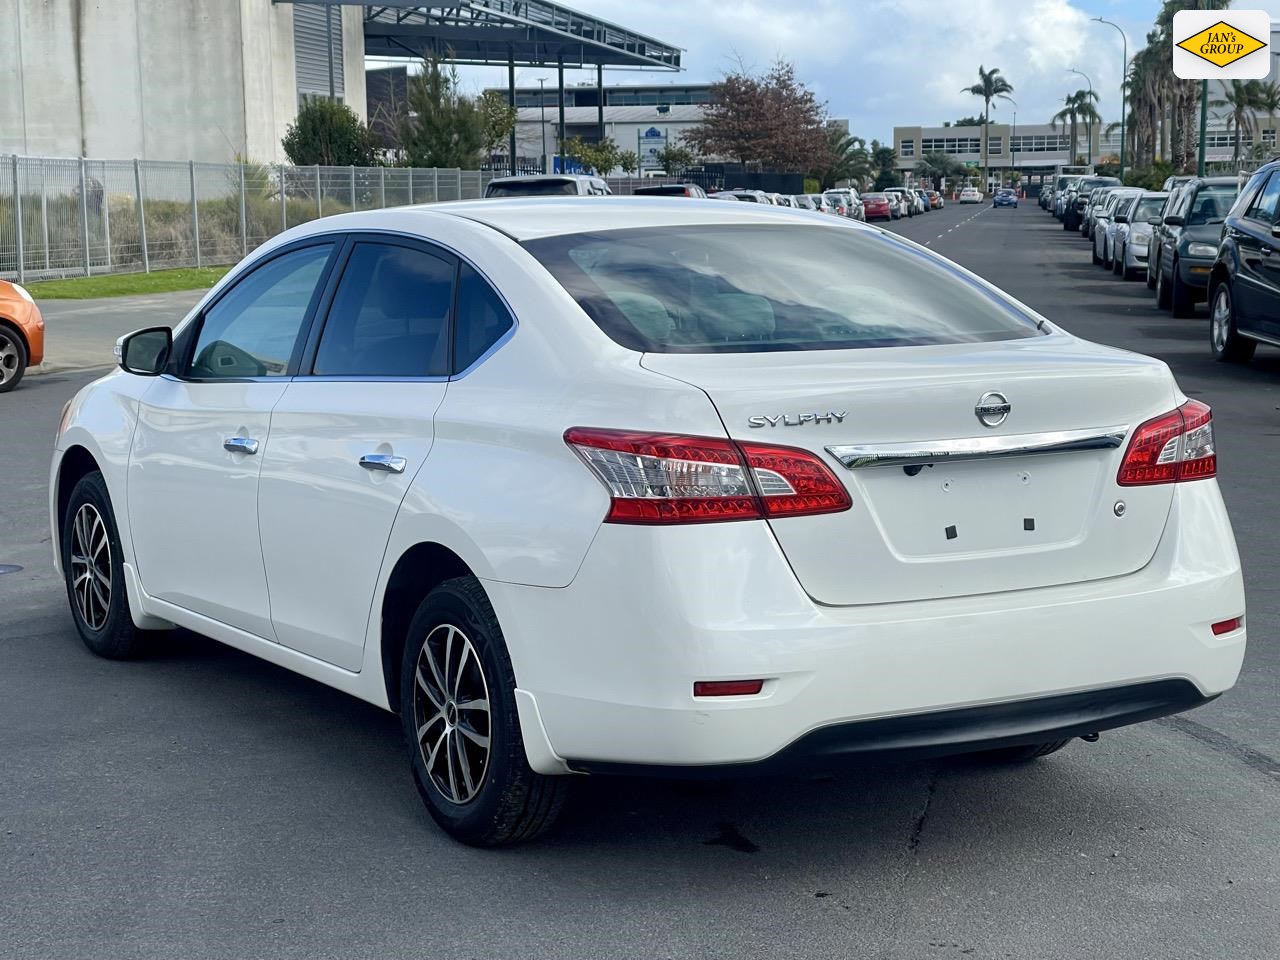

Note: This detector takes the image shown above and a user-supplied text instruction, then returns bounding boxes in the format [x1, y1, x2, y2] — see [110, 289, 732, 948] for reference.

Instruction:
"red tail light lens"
[565, 428, 851, 524]
[1117, 399, 1216, 486]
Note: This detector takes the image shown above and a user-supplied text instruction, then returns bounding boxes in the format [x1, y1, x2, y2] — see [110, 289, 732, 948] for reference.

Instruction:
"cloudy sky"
[373, 0, 1280, 144]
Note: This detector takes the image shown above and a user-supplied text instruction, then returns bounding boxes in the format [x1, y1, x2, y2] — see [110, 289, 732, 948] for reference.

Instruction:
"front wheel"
[1170, 260, 1195, 317]
[1210, 282, 1257, 363]
[61, 471, 154, 658]
[0, 325, 27, 393]
[400, 577, 569, 846]
[1155, 263, 1172, 309]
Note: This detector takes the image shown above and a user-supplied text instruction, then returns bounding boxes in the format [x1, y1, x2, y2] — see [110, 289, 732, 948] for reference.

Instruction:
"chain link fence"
[0, 156, 501, 282]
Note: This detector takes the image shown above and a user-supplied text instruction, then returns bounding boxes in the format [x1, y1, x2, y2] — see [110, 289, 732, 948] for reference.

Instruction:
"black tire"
[1091, 240, 1102, 265]
[972, 739, 1071, 763]
[1210, 282, 1257, 364]
[399, 576, 569, 847]
[1146, 255, 1158, 289]
[1170, 260, 1195, 317]
[1155, 262, 1172, 309]
[1112, 245, 1125, 276]
[61, 471, 154, 659]
[0, 324, 28, 393]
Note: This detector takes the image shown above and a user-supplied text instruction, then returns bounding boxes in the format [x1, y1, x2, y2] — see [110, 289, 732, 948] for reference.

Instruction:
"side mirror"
[116, 326, 172, 376]
[1163, 214, 1185, 227]
[1147, 217, 1163, 226]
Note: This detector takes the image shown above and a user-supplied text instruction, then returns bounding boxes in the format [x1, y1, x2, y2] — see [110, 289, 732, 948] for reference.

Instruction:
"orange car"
[0, 278, 44, 392]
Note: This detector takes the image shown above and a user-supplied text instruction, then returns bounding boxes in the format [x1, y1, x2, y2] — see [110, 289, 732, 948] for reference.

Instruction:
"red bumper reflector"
[1211, 617, 1243, 636]
[693, 680, 765, 697]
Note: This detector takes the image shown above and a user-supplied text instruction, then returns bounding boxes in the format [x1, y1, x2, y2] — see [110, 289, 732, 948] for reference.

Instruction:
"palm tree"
[914, 151, 962, 191]
[1256, 81, 1280, 155]
[963, 66, 1014, 189]
[814, 128, 872, 189]
[1051, 89, 1101, 165]
[1213, 80, 1264, 163]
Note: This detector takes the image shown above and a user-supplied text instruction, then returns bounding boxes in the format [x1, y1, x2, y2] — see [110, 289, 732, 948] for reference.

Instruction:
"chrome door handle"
[359, 454, 407, 474]
[223, 436, 259, 455]
[1262, 246, 1273, 257]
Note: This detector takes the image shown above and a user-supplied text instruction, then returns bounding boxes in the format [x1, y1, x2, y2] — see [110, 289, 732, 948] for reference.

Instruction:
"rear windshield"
[524, 224, 1042, 354]
[486, 179, 578, 198]
[634, 185, 686, 196]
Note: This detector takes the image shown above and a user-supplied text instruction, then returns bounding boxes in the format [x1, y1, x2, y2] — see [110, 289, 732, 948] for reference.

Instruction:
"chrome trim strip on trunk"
[826, 426, 1130, 469]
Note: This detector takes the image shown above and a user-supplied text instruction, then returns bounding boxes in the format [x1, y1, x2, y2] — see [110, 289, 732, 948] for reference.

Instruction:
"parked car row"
[709, 187, 870, 221]
[1061, 159, 1280, 366]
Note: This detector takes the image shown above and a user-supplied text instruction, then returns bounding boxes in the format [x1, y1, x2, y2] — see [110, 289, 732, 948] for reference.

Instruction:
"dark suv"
[1063, 176, 1121, 231]
[1153, 176, 1240, 317]
[1208, 160, 1280, 363]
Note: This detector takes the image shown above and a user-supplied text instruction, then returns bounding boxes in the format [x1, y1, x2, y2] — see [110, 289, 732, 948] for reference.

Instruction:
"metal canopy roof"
[281, 0, 683, 70]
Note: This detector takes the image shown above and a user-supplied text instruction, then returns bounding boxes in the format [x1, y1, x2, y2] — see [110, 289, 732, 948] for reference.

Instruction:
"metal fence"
[0, 156, 499, 282]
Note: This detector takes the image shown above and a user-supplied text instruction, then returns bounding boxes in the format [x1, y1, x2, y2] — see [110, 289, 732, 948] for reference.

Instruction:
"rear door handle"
[1262, 246, 1273, 257]
[359, 454, 407, 474]
[223, 436, 259, 455]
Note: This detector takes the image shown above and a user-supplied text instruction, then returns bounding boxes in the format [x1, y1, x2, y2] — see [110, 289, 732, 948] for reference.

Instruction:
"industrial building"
[0, 0, 366, 163]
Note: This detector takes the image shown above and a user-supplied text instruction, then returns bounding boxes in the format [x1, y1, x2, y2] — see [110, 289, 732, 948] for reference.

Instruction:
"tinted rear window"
[524, 224, 1042, 354]
[486, 179, 578, 197]
[634, 185, 687, 196]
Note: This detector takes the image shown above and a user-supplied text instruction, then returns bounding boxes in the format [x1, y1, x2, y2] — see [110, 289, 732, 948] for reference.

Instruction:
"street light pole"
[1069, 68, 1093, 165]
[1007, 97, 1018, 190]
[1092, 17, 1128, 180]
[538, 78, 548, 174]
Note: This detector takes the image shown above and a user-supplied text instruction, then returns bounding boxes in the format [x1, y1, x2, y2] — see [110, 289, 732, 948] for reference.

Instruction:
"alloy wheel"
[1212, 288, 1230, 353]
[69, 503, 111, 631]
[0, 336, 19, 385]
[413, 623, 491, 804]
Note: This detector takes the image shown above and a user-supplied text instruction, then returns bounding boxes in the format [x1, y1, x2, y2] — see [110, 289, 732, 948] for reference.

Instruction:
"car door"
[1231, 171, 1280, 337]
[255, 239, 512, 671]
[127, 240, 337, 638]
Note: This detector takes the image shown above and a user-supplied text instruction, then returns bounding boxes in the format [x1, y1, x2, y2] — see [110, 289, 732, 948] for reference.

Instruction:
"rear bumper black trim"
[567, 680, 1215, 778]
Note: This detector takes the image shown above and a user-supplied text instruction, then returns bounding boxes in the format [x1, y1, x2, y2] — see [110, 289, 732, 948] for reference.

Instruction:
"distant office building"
[1, 0, 366, 162]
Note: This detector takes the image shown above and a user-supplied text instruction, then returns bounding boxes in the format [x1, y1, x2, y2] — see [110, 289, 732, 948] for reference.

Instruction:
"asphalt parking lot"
[2, 202, 1278, 960]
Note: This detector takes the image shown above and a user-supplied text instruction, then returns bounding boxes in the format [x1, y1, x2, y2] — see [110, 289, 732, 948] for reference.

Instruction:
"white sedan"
[959, 187, 984, 203]
[51, 198, 1246, 846]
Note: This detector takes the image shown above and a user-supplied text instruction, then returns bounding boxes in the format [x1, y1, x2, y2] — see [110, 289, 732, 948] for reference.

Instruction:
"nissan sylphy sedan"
[51, 198, 1247, 846]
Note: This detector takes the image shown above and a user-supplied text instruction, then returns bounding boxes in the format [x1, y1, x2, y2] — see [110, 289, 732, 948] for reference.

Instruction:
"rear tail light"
[694, 679, 764, 697]
[1211, 616, 1243, 636]
[564, 427, 851, 524]
[1116, 399, 1216, 486]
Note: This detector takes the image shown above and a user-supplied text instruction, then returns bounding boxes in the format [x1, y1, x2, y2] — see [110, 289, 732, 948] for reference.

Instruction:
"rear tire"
[400, 576, 569, 847]
[1170, 260, 1195, 317]
[1155, 263, 1172, 309]
[1146, 256, 1158, 289]
[973, 739, 1071, 763]
[1091, 241, 1102, 265]
[1112, 246, 1125, 275]
[0, 325, 27, 393]
[1210, 282, 1256, 364]
[61, 471, 155, 659]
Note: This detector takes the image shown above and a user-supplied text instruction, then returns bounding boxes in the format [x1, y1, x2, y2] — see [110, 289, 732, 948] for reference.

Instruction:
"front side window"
[525, 224, 1041, 354]
[188, 244, 333, 379]
[313, 242, 453, 377]
[1186, 185, 1238, 225]
[1245, 173, 1280, 224]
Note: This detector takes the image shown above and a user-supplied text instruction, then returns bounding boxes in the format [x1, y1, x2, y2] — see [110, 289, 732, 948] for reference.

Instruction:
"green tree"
[563, 136, 623, 175]
[477, 89, 519, 160]
[1050, 89, 1101, 166]
[914, 151, 962, 190]
[1212, 80, 1264, 163]
[812, 128, 871, 189]
[618, 150, 641, 176]
[962, 65, 1014, 188]
[282, 97, 376, 167]
[396, 60, 485, 169]
[952, 115, 986, 128]
[654, 140, 697, 176]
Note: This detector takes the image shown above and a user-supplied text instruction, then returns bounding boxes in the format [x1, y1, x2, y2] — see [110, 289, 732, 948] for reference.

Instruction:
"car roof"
[423, 196, 872, 240]
[486, 174, 598, 184]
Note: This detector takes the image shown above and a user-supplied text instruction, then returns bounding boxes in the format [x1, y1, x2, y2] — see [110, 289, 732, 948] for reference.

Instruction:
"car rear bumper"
[491, 480, 1245, 772]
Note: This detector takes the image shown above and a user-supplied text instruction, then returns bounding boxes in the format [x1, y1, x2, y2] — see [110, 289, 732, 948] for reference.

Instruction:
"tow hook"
[1080, 732, 1100, 743]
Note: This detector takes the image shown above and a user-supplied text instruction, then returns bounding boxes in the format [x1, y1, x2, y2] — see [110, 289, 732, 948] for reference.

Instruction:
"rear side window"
[1245, 173, 1280, 224]
[525, 224, 1041, 354]
[313, 242, 453, 377]
[453, 263, 514, 371]
[188, 243, 333, 379]
[486, 179, 578, 198]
